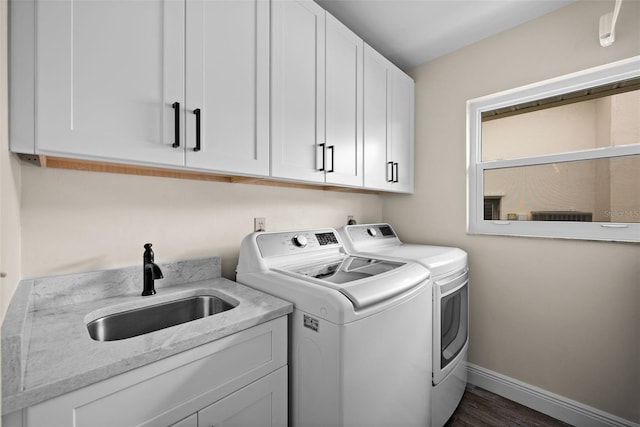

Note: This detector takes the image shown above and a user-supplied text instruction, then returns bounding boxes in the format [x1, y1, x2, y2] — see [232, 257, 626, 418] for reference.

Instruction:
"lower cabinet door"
[198, 367, 287, 427]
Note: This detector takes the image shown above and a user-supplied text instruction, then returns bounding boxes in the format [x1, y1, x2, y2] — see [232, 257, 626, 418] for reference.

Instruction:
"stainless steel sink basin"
[87, 295, 237, 341]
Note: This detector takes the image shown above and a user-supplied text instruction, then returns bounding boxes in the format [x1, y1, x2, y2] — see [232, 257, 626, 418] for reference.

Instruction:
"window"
[467, 56, 640, 242]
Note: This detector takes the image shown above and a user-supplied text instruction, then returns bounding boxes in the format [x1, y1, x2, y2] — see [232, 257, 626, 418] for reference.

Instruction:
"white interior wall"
[384, 0, 640, 422]
[19, 165, 383, 280]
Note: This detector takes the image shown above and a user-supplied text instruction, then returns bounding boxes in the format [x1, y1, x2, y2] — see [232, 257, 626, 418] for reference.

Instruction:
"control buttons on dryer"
[292, 234, 308, 247]
[367, 227, 378, 237]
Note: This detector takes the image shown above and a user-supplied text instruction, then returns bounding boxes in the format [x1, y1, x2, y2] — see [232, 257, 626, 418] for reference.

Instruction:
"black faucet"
[142, 243, 163, 296]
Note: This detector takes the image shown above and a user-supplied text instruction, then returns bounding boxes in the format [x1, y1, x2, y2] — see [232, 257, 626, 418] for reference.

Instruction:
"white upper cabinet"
[270, 0, 326, 183]
[19, 0, 269, 176]
[389, 69, 415, 193]
[34, 0, 185, 166]
[11, 0, 413, 191]
[185, 0, 270, 176]
[363, 44, 415, 193]
[363, 45, 391, 191]
[324, 13, 364, 187]
[271, 1, 365, 187]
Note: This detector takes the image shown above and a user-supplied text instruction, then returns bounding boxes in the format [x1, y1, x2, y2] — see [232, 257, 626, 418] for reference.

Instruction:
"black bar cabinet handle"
[172, 102, 180, 148]
[393, 162, 399, 183]
[193, 108, 201, 152]
[327, 145, 335, 173]
[387, 161, 394, 182]
[319, 143, 326, 171]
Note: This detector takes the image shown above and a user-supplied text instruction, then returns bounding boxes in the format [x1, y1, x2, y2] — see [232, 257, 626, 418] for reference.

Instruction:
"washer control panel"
[292, 234, 308, 247]
[257, 229, 341, 258]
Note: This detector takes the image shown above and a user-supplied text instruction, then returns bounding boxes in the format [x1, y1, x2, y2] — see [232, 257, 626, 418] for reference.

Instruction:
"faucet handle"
[143, 243, 155, 263]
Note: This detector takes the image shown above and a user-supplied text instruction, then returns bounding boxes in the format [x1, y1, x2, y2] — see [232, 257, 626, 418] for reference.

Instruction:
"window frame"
[467, 56, 640, 242]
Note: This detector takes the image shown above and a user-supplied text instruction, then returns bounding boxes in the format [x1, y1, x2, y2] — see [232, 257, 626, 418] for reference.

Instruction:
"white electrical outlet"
[254, 217, 266, 232]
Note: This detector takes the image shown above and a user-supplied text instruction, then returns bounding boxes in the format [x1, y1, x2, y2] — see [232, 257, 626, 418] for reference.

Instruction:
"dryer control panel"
[256, 229, 342, 258]
[345, 224, 397, 242]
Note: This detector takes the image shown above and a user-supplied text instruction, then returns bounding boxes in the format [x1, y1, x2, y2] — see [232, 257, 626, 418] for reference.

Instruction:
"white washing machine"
[338, 223, 469, 427]
[236, 228, 432, 427]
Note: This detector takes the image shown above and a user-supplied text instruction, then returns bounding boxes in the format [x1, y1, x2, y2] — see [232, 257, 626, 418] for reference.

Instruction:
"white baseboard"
[466, 363, 639, 427]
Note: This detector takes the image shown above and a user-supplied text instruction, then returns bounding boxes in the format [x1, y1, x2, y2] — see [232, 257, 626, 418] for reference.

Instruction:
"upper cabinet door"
[271, 0, 325, 183]
[363, 44, 415, 193]
[363, 45, 392, 191]
[390, 70, 415, 193]
[185, 0, 270, 177]
[324, 13, 364, 187]
[35, 0, 185, 166]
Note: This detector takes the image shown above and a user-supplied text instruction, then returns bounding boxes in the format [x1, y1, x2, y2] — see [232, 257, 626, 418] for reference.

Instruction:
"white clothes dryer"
[338, 223, 469, 427]
[236, 228, 432, 427]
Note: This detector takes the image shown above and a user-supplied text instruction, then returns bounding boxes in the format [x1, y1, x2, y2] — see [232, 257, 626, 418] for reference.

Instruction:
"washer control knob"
[292, 234, 308, 247]
[367, 227, 378, 237]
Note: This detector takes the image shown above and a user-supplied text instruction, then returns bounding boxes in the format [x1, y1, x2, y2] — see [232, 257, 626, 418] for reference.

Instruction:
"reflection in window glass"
[484, 197, 501, 220]
[482, 90, 640, 161]
[483, 156, 640, 223]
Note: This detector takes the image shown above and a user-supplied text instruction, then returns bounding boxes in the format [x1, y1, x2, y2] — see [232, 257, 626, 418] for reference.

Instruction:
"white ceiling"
[315, 0, 576, 70]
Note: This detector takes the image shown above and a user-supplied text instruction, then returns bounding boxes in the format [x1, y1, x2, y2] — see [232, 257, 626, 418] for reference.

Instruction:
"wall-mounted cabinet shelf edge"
[17, 154, 386, 196]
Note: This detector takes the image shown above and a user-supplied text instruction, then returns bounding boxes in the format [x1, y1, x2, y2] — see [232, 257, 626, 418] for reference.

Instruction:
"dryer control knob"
[292, 234, 308, 247]
[367, 227, 378, 237]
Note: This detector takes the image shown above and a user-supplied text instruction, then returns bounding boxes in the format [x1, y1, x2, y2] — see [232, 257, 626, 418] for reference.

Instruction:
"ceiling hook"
[599, 0, 622, 47]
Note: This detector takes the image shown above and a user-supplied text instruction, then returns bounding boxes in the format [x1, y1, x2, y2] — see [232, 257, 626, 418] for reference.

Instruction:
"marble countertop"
[1, 257, 292, 414]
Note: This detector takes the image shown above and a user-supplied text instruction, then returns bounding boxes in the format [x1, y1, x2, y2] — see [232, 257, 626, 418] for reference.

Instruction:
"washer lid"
[277, 256, 429, 309]
[290, 256, 404, 283]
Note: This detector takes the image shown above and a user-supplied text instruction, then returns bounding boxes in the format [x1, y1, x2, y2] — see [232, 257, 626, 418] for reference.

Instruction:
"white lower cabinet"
[17, 317, 287, 427]
[197, 368, 287, 427]
[169, 367, 286, 427]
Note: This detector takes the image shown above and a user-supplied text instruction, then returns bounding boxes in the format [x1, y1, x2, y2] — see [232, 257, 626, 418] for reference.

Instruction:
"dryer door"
[434, 268, 469, 385]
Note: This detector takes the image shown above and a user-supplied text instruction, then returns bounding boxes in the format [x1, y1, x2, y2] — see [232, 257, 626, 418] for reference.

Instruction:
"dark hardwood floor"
[444, 385, 572, 427]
